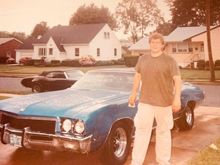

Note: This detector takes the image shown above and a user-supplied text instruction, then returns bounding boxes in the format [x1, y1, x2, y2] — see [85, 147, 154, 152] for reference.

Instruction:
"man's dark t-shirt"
[135, 54, 180, 107]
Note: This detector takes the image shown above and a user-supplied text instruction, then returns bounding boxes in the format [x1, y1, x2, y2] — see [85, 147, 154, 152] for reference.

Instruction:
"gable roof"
[18, 37, 39, 49]
[129, 37, 149, 50]
[166, 25, 220, 42]
[34, 23, 106, 51]
[129, 25, 220, 50]
[0, 38, 23, 45]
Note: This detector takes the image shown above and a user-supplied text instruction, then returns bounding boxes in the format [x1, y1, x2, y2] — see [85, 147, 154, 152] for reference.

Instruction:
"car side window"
[53, 72, 66, 78]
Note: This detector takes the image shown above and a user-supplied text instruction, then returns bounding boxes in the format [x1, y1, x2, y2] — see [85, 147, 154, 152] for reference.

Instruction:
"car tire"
[101, 122, 131, 165]
[32, 84, 43, 93]
[176, 105, 194, 131]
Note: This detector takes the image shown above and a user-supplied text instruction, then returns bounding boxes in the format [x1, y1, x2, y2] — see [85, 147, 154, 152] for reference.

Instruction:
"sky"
[0, 0, 171, 39]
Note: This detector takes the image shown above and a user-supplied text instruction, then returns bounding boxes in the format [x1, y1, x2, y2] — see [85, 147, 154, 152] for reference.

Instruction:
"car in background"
[0, 68, 204, 165]
[21, 70, 84, 92]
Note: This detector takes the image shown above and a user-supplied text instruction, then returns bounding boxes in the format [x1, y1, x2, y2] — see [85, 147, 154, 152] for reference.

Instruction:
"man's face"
[149, 38, 164, 53]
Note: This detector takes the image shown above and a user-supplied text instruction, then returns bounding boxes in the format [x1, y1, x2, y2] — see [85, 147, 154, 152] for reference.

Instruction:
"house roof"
[129, 36, 150, 50]
[34, 23, 106, 52]
[0, 38, 23, 45]
[165, 26, 208, 42]
[18, 37, 39, 49]
[129, 25, 220, 50]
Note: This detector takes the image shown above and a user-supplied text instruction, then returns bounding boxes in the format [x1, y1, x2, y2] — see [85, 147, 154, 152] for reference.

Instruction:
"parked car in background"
[21, 70, 84, 92]
[0, 68, 204, 165]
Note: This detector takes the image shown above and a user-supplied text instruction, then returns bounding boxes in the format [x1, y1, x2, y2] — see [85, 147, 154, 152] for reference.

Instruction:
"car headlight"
[62, 119, 72, 133]
[74, 120, 85, 134]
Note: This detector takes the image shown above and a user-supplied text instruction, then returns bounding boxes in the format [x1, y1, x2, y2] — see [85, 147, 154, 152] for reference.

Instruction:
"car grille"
[0, 113, 56, 134]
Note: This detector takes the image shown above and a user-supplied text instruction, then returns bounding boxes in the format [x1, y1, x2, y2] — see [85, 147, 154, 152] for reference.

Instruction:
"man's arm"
[172, 75, 182, 112]
[128, 72, 141, 106]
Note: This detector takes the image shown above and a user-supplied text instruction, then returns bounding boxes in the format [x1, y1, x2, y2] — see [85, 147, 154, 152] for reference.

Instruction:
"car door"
[46, 72, 71, 91]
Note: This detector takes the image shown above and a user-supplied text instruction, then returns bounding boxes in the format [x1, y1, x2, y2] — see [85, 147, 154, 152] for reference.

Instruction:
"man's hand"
[172, 97, 181, 112]
[128, 94, 136, 107]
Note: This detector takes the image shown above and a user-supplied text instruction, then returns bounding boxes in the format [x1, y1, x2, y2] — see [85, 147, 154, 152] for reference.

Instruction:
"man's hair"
[149, 32, 165, 44]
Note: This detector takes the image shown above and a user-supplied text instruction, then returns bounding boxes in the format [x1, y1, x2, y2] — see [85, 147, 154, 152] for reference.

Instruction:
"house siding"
[191, 26, 220, 61]
[64, 44, 89, 60]
[0, 39, 22, 60]
[33, 37, 61, 61]
[16, 50, 33, 63]
[89, 24, 122, 61]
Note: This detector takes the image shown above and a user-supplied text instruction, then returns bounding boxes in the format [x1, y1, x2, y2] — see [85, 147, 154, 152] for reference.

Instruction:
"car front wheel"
[101, 122, 131, 165]
[32, 84, 43, 93]
[176, 105, 194, 131]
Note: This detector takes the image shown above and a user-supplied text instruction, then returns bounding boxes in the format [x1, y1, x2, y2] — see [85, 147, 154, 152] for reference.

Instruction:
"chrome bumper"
[0, 123, 92, 154]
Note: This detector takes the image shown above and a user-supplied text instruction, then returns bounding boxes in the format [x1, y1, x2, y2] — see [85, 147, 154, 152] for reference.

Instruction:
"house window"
[177, 43, 188, 53]
[97, 48, 100, 56]
[104, 32, 110, 39]
[172, 48, 177, 53]
[114, 48, 117, 56]
[75, 48, 79, 56]
[49, 48, 53, 55]
[39, 48, 46, 56]
[189, 47, 193, 52]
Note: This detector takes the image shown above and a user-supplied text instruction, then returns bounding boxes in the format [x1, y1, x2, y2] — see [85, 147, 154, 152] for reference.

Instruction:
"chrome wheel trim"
[113, 127, 127, 158]
[185, 109, 193, 125]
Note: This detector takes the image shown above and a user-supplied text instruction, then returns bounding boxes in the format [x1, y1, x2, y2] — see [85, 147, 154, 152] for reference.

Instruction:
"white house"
[129, 25, 220, 67]
[16, 23, 122, 63]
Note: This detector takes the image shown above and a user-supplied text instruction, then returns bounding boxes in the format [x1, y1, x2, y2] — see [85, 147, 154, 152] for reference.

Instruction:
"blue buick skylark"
[0, 68, 204, 165]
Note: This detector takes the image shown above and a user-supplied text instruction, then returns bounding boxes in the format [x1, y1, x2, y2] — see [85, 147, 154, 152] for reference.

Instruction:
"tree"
[168, 0, 220, 26]
[206, 0, 215, 81]
[116, 0, 164, 43]
[0, 31, 26, 41]
[156, 22, 176, 35]
[69, 3, 117, 30]
[31, 21, 49, 39]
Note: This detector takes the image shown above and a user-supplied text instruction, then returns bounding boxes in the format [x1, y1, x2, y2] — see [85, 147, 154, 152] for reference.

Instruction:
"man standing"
[129, 32, 181, 165]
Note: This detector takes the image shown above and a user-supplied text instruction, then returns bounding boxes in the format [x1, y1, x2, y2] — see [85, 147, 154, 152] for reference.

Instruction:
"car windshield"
[72, 71, 134, 92]
[66, 70, 84, 79]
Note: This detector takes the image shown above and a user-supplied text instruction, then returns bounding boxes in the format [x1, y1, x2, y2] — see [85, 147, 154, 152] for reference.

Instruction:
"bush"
[124, 56, 139, 67]
[61, 59, 80, 67]
[205, 61, 210, 70]
[196, 60, 205, 70]
[0, 56, 8, 64]
[95, 60, 114, 66]
[19, 57, 33, 65]
[215, 60, 220, 70]
[79, 55, 96, 66]
[50, 60, 61, 66]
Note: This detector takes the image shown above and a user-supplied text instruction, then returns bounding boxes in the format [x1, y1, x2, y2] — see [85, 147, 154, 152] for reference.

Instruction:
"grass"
[0, 64, 126, 76]
[0, 96, 10, 100]
[189, 138, 220, 165]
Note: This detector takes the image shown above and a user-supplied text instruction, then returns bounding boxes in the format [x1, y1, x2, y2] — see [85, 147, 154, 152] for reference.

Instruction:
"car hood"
[0, 89, 127, 118]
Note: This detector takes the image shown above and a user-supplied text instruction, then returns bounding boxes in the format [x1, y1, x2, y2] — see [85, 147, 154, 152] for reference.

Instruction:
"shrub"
[196, 60, 205, 70]
[0, 56, 8, 64]
[50, 60, 61, 66]
[61, 59, 80, 67]
[95, 60, 114, 66]
[79, 55, 96, 66]
[124, 56, 139, 67]
[215, 60, 220, 70]
[205, 61, 210, 70]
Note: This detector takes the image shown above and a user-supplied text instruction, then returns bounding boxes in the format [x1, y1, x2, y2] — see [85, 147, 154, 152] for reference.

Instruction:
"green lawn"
[0, 64, 220, 81]
[189, 138, 220, 165]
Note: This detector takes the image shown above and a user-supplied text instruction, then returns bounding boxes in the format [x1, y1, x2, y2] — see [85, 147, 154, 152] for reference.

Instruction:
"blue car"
[0, 68, 204, 165]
